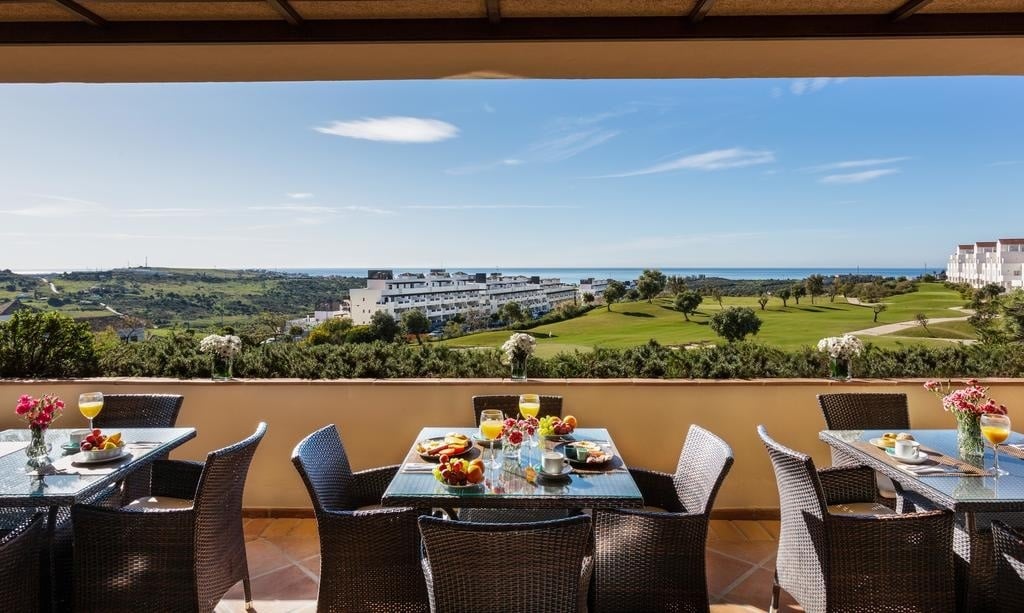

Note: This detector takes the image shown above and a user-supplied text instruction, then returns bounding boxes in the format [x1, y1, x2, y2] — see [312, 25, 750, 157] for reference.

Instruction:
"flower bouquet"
[199, 334, 242, 380]
[924, 379, 1007, 459]
[816, 334, 864, 380]
[501, 332, 536, 381]
[500, 416, 537, 462]
[15, 394, 64, 468]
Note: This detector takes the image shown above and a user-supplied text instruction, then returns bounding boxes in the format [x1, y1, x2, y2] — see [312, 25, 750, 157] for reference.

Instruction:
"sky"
[1, 76, 1022, 271]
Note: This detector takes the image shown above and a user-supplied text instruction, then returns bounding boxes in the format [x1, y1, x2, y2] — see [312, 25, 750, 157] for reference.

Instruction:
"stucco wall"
[2, 378, 1020, 513]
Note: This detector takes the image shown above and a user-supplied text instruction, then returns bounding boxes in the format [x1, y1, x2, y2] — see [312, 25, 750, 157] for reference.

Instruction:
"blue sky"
[1, 76, 1022, 271]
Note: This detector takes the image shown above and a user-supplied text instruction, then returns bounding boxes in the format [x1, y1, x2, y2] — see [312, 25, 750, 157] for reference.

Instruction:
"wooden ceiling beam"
[486, 0, 501, 25]
[266, 0, 303, 26]
[46, 0, 107, 26]
[689, 0, 716, 24]
[891, 0, 935, 22]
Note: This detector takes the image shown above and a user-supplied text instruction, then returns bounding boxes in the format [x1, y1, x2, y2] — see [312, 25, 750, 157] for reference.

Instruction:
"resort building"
[579, 278, 611, 300]
[541, 278, 578, 309]
[484, 274, 551, 317]
[946, 239, 1024, 290]
[350, 270, 489, 327]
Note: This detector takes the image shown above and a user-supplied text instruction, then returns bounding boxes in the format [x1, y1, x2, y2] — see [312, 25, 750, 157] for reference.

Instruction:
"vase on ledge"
[829, 357, 852, 381]
[510, 356, 528, 381]
[25, 425, 52, 470]
[954, 411, 985, 460]
[212, 355, 234, 381]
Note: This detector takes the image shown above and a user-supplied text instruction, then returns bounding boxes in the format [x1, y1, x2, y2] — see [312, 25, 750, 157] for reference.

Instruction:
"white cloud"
[483, 103, 496, 113]
[809, 157, 910, 171]
[528, 129, 620, 163]
[403, 204, 579, 211]
[820, 168, 899, 184]
[314, 116, 459, 143]
[601, 148, 775, 178]
[116, 208, 211, 218]
[287, 192, 314, 199]
[248, 204, 395, 216]
[790, 77, 848, 96]
[0, 194, 103, 217]
[445, 158, 524, 176]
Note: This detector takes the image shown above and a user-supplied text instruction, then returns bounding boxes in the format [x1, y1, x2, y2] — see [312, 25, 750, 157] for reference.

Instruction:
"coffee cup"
[564, 444, 589, 462]
[894, 439, 920, 459]
[69, 429, 91, 446]
[542, 451, 569, 475]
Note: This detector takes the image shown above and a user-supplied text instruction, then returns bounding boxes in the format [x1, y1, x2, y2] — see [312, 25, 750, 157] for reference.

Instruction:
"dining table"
[0, 426, 197, 611]
[382, 427, 644, 517]
[820, 428, 1024, 612]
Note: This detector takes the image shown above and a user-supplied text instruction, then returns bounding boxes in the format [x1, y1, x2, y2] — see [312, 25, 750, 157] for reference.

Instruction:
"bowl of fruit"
[416, 432, 472, 461]
[77, 430, 128, 463]
[432, 456, 485, 489]
[539, 415, 577, 441]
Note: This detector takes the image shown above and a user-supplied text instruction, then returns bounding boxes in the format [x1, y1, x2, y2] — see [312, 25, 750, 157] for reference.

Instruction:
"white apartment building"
[946, 239, 1024, 290]
[540, 278, 577, 308]
[578, 277, 611, 300]
[484, 274, 551, 317]
[350, 270, 489, 326]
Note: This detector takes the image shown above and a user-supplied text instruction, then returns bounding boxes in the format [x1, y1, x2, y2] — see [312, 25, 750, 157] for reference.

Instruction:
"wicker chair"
[291, 425, 429, 613]
[992, 520, 1024, 613]
[758, 425, 956, 613]
[419, 515, 592, 613]
[471, 394, 562, 423]
[591, 425, 734, 613]
[94, 393, 185, 503]
[72, 422, 266, 612]
[0, 513, 44, 611]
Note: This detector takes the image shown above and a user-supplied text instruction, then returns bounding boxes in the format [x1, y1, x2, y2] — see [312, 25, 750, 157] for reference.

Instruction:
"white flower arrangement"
[199, 334, 242, 359]
[816, 334, 864, 360]
[501, 332, 536, 364]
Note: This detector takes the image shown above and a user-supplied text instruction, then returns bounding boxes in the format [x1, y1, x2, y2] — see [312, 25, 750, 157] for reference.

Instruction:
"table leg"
[44, 505, 58, 613]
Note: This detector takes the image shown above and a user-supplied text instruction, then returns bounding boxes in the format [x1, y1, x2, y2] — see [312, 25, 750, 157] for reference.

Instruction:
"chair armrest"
[350, 465, 399, 508]
[150, 459, 205, 500]
[628, 467, 685, 512]
[817, 465, 877, 505]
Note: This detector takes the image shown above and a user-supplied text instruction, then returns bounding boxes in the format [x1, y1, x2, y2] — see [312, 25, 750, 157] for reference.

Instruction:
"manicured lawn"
[883, 320, 977, 340]
[442, 283, 968, 357]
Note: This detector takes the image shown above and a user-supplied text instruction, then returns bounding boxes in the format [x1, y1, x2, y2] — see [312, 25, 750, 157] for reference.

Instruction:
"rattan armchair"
[419, 515, 592, 613]
[72, 422, 266, 612]
[992, 520, 1024, 613]
[292, 425, 429, 613]
[0, 513, 43, 611]
[471, 394, 562, 423]
[591, 425, 733, 613]
[758, 425, 956, 613]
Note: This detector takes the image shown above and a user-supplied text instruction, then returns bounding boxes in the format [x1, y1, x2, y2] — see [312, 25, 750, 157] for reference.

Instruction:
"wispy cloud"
[483, 103, 496, 114]
[820, 168, 899, 184]
[0, 194, 103, 217]
[287, 192, 314, 199]
[808, 157, 910, 172]
[314, 116, 459, 143]
[790, 77, 848, 96]
[248, 204, 395, 216]
[600, 148, 775, 178]
[115, 208, 211, 218]
[403, 204, 580, 211]
[445, 159, 524, 176]
[528, 128, 620, 163]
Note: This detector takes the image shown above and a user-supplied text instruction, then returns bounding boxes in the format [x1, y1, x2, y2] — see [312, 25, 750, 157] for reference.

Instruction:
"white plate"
[885, 448, 929, 465]
[441, 481, 483, 490]
[74, 446, 130, 464]
[869, 437, 896, 450]
[537, 464, 573, 479]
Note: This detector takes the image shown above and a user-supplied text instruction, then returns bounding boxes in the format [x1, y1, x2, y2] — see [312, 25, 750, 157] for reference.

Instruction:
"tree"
[915, 313, 929, 334]
[237, 313, 283, 346]
[792, 285, 806, 305]
[0, 311, 97, 377]
[401, 309, 430, 345]
[306, 317, 353, 345]
[709, 288, 724, 308]
[369, 311, 400, 342]
[674, 290, 702, 322]
[626, 288, 640, 301]
[805, 275, 825, 305]
[665, 275, 687, 295]
[582, 292, 595, 305]
[827, 281, 839, 303]
[288, 325, 304, 339]
[636, 269, 667, 303]
[443, 320, 463, 339]
[757, 294, 769, 311]
[872, 303, 887, 323]
[968, 284, 1006, 344]
[1000, 290, 1024, 342]
[709, 307, 762, 342]
[777, 287, 791, 308]
[603, 280, 626, 311]
[500, 301, 526, 326]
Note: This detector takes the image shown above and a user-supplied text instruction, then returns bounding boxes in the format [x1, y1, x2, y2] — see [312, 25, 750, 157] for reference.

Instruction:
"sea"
[272, 267, 934, 284]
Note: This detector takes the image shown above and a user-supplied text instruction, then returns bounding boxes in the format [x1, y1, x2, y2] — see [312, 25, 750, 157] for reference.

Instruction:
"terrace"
[4, 1, 1024, 611]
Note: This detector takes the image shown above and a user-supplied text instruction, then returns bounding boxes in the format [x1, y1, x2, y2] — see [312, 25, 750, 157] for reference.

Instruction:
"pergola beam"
[689, 0, 716, 23]
[4, 14, 1024, 45]
[891, 0, 935, 22]
[266, 0, 303, 26]
[486, 0, 501, 25]
[46, 0, 107, 27]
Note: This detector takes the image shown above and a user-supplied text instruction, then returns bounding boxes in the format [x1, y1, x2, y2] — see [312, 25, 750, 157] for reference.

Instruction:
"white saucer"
[885, 448, 929, 465]
[537, 464, 573, 479]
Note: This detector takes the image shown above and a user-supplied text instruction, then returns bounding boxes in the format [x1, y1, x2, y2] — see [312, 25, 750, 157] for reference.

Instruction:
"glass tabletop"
[821, 428, 1024, 512]
[382, 427, 644, 510]
[0, 427, 196, 507]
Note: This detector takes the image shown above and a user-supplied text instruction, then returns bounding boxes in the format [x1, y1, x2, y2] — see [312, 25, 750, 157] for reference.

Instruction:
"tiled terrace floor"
[217, 517, 803, 612]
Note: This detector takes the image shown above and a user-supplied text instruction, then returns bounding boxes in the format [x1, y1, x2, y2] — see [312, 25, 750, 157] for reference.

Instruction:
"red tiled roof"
[999, 238, 1024, 245]
[976, 241, 997, 247]
[958, 244, 974, 249]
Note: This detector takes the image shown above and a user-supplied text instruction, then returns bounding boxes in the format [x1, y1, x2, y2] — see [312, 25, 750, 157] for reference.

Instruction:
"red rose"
[507, 431, 523, 445]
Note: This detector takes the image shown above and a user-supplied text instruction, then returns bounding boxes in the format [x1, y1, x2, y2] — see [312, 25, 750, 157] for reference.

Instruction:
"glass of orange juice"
[78, 392, 104, 430]
[981, 413, 1011, 476]
[519, 394, 540, 452]
[480, 409, 504, 469]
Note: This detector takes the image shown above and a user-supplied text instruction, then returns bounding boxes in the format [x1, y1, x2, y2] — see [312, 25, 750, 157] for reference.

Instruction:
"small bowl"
[77, 445, 128, 463]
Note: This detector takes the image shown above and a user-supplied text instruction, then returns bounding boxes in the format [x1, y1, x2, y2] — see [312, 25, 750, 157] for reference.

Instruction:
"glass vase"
[955, 411, 985, 460]
[510, 356, 528, 381]
[502, 438, 522, 463]
[829, 357, 852, 381]
[25, 426, 52, 470]
[212, 355, 234, 381]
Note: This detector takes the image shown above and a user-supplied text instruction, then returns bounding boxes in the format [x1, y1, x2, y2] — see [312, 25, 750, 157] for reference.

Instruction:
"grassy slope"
[883, 320, 976, 340]
[443, 283, 968, 358]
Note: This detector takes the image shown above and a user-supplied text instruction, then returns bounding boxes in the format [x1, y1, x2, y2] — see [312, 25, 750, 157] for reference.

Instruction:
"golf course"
[442, 283, 972, 358]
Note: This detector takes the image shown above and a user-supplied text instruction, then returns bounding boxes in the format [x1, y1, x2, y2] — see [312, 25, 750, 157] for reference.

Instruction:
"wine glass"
[78, 392, 104, 431]
[981, 413, 1011, 476]
[480, 409, 504, 470]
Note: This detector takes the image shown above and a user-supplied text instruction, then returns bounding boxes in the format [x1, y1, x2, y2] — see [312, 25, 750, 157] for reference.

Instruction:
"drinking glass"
[78, 392, 104, 431]
[519, 394, 541, 458]
[981, 413, 1011, 476]
[480, 409, 504, 469]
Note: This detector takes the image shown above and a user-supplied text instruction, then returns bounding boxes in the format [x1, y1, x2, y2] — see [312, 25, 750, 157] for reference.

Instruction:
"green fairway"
[442, 283, 969, 357]
[882, 320, 976, 341]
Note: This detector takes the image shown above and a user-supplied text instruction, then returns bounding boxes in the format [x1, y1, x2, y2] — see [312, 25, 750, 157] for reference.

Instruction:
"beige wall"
[2, 378, 1022, 513]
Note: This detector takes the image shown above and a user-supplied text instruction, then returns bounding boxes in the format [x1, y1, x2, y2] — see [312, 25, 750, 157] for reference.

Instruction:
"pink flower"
[924, 380, 941, 391]
[507, 430, 523, 445]
[503, 418, 516, 429]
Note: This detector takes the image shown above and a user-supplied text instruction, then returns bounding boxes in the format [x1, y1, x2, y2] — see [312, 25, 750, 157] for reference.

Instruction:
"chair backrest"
[93, 393, 184, 429]
[993, 520, 1024, 612]
[817, 393, 909, 431]
[419, 515, 591, 613]
[0, 513, 43, 612]
[291, 425, 355, 513]
[472, 394, 562, 424]
[673, 424, 734, 516]
[757, 425, 829, 609]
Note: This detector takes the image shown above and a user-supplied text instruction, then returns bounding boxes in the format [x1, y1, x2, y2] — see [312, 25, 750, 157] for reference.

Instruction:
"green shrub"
[0, 311, 98, 378]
